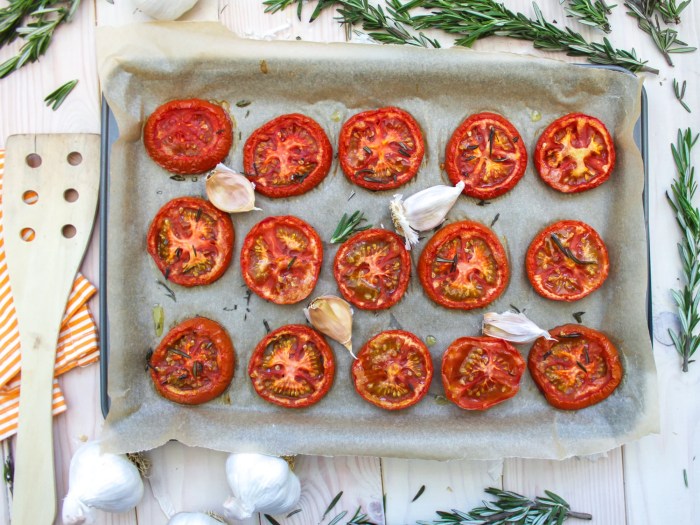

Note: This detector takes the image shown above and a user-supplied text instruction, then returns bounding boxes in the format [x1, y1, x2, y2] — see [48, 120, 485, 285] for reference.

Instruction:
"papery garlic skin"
[62, 441, 144, 525]
[167, 512, 225, 524]
[482, 311, 556, 344]
[206, 163, 260, 213]
[390, 181, 465, 249]
[304, 295, 354, 356]
[223, 453, 301, 521]
[133, 0, 199, 20]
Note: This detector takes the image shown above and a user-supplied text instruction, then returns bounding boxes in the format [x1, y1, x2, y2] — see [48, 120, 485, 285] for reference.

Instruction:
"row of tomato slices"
[147, 197, 610, 309]
[143, 99, 616, 199]
[148, 317, 622, 412]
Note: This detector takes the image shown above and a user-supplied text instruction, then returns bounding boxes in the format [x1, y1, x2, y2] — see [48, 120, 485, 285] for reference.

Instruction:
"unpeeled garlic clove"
[132, 0, 199, 20]
[482, 311, 556, 344]
[304, 295, 354, 357]
[62, 441, 144, 525]
[205, 163, 260, 213]
[390, 181, 465, 250]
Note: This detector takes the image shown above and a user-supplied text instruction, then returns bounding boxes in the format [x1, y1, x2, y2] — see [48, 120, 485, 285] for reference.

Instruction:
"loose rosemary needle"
[667, 128, 700, 372]
[44, 79, 78, 110]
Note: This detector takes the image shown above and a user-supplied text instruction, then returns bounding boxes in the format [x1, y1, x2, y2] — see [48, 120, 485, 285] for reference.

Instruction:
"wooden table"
[0, 1, 698, 523]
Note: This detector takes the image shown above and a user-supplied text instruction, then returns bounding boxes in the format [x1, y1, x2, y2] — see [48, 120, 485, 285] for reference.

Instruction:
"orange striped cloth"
[0, 150, 100, 441]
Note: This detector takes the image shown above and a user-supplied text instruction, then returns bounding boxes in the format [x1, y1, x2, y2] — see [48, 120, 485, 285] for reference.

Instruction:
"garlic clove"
[304, 295, 354, 357]
[482, 311, 556, 344]
[390, 181, 465, 249]
[205, 163, 260, 213]
[62, 441, 144, 525]
[167, 512, 226, 524]
[133, 0, 200, 21]
[223, 453, 301, 521]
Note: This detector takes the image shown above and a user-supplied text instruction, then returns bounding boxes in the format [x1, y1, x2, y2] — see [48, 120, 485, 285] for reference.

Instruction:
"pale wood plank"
[383, 458, 502, 524]
[504, 451, 625, 525]
[279, 456, 384, 525]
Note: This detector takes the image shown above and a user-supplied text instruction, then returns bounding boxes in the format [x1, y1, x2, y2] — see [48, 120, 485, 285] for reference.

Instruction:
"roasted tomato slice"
[243, 113, 333, 198]
[339, 107, 425, 190]
[143, 98, 233, 174]
[333, 229, 411, 310]
[352, 330, 433, 410]
[418, 221, 509, 310]
[149, 317, 235, 405]
[442, 336, 525, 410]
[526, 220, 609, 302]
[249, 324, 335, 408]
[147, 196, 234, 287]
[534, 113, 615, 193]
[241, 216, 323, 304]
[528, 324, 623, 410]
[445, 112, 527, 199]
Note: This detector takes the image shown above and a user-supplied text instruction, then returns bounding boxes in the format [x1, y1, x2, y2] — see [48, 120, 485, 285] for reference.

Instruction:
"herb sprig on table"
[417, 487, 592, 524]
[667, 128, 700, 372]
[0, 0, 81, 79]
[563, 0, 616, 33]
[264, 0, 657, 74]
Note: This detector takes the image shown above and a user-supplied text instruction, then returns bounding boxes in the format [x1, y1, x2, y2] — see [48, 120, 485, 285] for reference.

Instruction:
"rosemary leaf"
[330, 210, 372, 243]
[673, 78, 691, 113]
[417, 487, 592, 525]
[322, 490, 344, 520]
[412, 484, 426, 502]
[44, 78, 78, 110]
[667, 128, 700, 372]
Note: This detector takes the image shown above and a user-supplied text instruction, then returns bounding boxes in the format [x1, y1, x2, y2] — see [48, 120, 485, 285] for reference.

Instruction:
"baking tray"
[97, 37, 652, 458]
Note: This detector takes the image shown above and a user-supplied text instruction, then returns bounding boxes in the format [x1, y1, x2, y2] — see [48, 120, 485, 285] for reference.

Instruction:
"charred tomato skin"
[333, 229, 411, 311]
[534, 113, 616, 193]
[248, 324, 335, 408]
[338, 106, 425, 190]
[526, 220, 610, 302]
[445, 112, 528, 199]
[418, 220, 509, 310]
[441, 336, 525, 410]
[528, 324, 623, 410]
[240, 215, 323, 305]
[149, 317, 235, 405]
[243, 113, 333, 198]
[143, 98, 233, 174]
[351, 330, 433, 411]
[146, 196, 234, 287]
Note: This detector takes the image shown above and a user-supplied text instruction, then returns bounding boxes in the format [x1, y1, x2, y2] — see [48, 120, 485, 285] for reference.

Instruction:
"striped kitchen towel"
[0, 149, 100, 441]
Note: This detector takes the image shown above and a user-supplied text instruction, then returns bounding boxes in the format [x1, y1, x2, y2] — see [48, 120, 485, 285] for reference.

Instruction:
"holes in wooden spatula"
[67, 152, 82, 166]
[64, 188, 79, 202]
[62, 224, 76, 239]
[25, 154, 41, 168]
[22, 190, 38, 205]
[20, 228, 35, 242]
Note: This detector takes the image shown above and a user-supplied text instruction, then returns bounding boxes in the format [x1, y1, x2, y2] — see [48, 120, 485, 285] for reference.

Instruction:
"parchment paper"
[97, 22, 659, 460]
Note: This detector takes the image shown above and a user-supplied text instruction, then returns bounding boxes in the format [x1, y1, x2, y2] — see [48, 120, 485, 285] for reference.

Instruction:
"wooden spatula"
[3, 134, 100, 524]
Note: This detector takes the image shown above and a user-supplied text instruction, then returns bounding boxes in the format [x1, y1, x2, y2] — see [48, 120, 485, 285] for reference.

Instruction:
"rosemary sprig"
[667, 128, 700, 372]
[417, 487, 592, 525]
[44, 78, 77, 110]
[412, 0, 657, 73]
[347, 506, 377, 524]
[673, 78, 691, 113]
[262, 0, 654, 73]
[0, 0, 81, 79]
[330, 210, 372, 243]
[625, 0, 695, 66]
[562, 0, 616, 33]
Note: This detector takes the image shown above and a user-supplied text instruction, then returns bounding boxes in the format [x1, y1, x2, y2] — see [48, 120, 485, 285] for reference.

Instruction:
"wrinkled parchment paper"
[97, 22, 658, 460]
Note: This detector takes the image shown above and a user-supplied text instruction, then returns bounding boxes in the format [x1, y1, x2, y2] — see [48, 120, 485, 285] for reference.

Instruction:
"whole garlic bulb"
[62, 441, 144, 524]
[223, 453, 301, 520]
[133, 0, 199, 21]
[168, 512, 226, 524]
